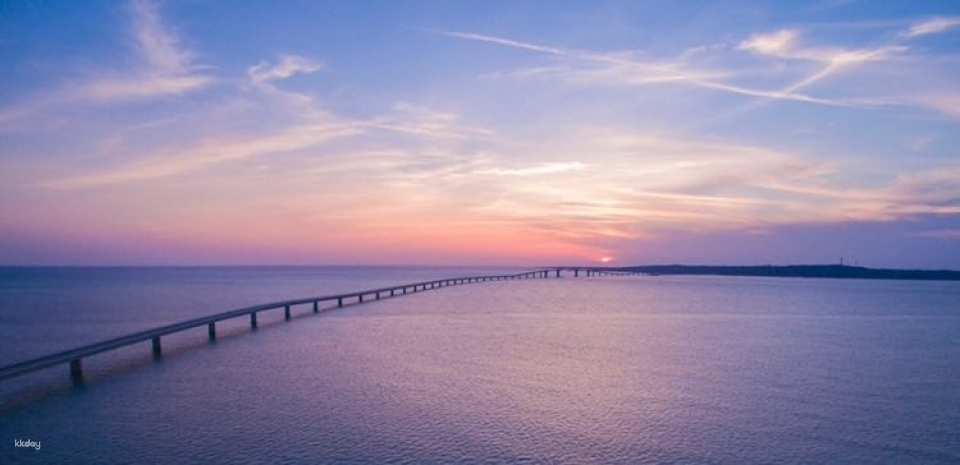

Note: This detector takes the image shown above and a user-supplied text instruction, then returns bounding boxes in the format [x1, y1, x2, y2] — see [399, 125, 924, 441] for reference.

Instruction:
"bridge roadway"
[0, 267, 637, 385]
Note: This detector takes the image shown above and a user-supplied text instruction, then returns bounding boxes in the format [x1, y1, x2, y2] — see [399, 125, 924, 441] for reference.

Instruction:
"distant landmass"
[612, 264, 960, 281]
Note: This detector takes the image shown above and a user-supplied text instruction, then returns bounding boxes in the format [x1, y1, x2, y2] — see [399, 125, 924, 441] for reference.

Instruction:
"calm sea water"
[1, 267, 958, 464]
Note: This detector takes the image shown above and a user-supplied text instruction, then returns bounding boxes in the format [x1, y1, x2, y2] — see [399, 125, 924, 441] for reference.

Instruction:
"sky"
[1, 0, 959, 267]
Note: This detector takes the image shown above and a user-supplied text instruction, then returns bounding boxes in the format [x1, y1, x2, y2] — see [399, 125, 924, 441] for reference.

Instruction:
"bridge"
[0, 267, 639, 386]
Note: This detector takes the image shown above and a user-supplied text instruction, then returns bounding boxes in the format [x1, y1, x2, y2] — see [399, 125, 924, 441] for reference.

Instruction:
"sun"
[599, 256, 613, 263]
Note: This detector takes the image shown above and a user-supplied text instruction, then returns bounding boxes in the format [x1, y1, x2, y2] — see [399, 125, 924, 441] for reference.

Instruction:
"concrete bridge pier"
[70, 359, 83, 385]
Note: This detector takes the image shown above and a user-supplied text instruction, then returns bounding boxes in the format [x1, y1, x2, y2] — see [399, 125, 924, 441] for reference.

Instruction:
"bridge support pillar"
[208, 323, 216, 341]
[284, 305, 291, 321]
[152, 337, 162, 358]
[338, 297, 343, 307]
[70, 359, 83, 385]
[313, 301, 318, 313]
[251, 312, 258, 329]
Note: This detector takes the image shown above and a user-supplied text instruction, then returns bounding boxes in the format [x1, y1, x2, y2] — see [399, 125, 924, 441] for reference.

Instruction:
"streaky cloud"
[475, 162, 587, 176]
[905, 16, 960, 38]
[442, 30, 871, 108]
[82, 0, 213, 101]
[131, 0, 195, 73]
[248, 55, 324, 84]
[45, 122, 362, 189]
[0, 0, 212, 127]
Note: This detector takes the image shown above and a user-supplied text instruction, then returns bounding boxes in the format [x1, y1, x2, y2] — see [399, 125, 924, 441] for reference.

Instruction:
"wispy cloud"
[248, 55, 324, 84]
[738, 28, 903, 65]
[367, 102, 494, 139]
[443, 30, 873, 108]
[79, 0, 213, 101]
[475, 162, 586, 176]
[79, 74, 212, 102]
[905, 16, 960, 38]
[731, 22, 960, 120]
[447, 26, 960, 124]
[914, 94, 960, 120]
[131, 0, 193, 73]
[441, 31, 566, 55]
[454, 128, 960, 245]
[738, 28, 905, 100]
[0, 0, 212, 126]
[45, 122, 361, 189]
[739, 29, 800, 56]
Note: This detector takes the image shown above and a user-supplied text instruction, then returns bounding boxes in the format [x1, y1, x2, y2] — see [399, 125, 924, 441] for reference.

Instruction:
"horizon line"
[2, 262, 958, 272]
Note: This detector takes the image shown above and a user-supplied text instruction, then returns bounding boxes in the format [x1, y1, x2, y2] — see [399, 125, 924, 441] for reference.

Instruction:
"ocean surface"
[1, 266, 958, 464]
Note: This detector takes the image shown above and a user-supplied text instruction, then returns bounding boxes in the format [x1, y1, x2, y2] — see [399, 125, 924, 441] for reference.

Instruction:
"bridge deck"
[0, 267, 632, 384]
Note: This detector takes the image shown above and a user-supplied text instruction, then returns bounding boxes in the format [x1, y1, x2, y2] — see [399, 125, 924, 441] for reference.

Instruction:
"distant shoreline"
[609, 264, 960, 281]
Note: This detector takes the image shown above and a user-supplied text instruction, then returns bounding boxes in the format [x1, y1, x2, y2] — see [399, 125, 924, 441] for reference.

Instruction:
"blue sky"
[1, 0, 959, 267]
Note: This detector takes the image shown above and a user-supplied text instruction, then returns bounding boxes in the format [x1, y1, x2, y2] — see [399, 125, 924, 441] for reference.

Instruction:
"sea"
[1, 266, 958, 464]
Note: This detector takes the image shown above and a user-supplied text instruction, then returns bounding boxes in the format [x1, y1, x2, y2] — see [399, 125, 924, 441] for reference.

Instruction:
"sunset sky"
[1, 0, 959, 267]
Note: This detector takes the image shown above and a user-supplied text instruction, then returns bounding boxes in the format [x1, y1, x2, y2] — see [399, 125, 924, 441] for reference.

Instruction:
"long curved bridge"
[0, 267, 635, 386]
